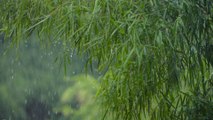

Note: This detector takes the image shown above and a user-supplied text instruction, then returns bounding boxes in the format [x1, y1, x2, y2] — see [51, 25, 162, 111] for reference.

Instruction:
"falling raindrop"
[48, 51, 53, 56]
[48, 111, 51, 115]
[70, 53, 73, 58]
[98, 72, 101, 75]
[33, 81, 37, 85]
[50, 66, 54, 70]
[110, 48, 114, 54]
[25, 100, 28, 104]
[11, 59, 14, 64]
[24, 40, 29, 48]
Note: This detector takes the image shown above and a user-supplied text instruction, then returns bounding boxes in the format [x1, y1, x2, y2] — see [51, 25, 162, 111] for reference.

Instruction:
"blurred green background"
[0, 34, 104, 120]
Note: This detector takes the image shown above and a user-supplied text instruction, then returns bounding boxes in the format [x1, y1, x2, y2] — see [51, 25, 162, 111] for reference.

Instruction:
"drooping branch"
[204, 44, 213, 67]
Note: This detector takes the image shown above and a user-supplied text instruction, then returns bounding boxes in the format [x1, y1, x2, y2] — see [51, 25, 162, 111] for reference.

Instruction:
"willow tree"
[0, 0, 213, 120]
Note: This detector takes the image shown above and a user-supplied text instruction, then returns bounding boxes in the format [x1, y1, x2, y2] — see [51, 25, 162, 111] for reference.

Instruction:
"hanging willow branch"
[0, 0, 213, 120]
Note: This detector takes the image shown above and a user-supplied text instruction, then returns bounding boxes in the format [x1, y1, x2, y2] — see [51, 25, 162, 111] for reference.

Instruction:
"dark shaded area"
[70, 94, 82, 110]
[204, 44, 213, 67]
[25, 97, 50, 120]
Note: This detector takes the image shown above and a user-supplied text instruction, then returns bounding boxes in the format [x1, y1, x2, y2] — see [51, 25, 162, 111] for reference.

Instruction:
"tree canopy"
[0, 0, 213, 119]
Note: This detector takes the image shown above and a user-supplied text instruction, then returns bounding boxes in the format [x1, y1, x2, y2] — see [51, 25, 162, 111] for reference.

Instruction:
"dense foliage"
[0, 0, 213, 119]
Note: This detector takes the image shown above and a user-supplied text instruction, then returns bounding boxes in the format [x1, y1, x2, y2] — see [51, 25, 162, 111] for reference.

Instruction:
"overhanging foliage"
[0, 0, 213, 119]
